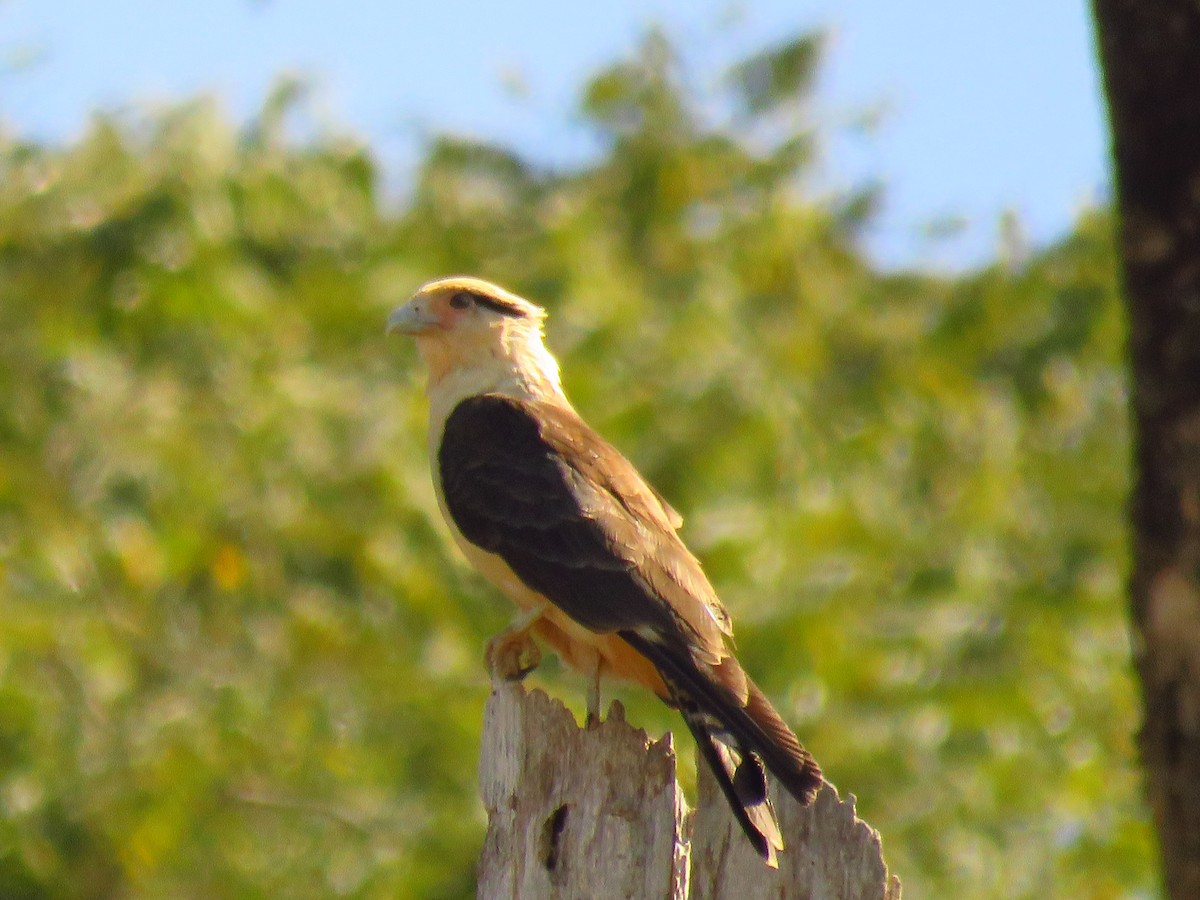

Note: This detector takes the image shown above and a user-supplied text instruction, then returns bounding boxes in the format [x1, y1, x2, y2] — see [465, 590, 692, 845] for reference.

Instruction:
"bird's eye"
[449, 292, 473, 310]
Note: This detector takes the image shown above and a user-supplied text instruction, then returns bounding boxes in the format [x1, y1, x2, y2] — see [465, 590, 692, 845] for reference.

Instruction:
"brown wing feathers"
[440, 394, 678, 634]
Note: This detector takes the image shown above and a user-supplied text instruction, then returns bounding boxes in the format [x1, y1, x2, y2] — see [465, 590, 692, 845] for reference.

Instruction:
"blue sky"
[0, 0, 1107, 269]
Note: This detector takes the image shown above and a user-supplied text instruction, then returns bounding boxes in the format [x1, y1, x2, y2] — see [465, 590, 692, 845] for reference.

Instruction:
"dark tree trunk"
[1092, 2, 1200, 897]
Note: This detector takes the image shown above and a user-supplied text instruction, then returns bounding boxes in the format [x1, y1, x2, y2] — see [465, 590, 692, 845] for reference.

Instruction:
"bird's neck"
[421, 326, 571, 433]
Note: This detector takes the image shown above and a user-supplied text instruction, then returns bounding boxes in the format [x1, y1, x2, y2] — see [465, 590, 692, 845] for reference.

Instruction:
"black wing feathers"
[439, 394, 676, 634]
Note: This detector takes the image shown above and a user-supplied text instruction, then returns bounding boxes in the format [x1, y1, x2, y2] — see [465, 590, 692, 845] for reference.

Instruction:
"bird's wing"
[437, 393, 732, 654]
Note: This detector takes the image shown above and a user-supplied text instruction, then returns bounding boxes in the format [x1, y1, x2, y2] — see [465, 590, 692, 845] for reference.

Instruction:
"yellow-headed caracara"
[387, 275, 822, 865]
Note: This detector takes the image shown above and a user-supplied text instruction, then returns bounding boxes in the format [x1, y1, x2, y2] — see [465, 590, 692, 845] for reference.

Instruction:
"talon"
[485, 628, 542, 682]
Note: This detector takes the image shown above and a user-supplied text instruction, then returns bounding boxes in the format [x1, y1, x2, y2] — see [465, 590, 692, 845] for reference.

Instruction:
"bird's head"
[388, 276, 562, 398]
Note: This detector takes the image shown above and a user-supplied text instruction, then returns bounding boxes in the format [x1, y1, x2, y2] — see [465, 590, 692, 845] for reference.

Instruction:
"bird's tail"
[619, 631, 822, 866]
[674, 681, 787, 866]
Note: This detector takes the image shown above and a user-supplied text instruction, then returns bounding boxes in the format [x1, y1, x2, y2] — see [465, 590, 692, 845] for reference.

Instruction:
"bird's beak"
[386, 300, 437, 336]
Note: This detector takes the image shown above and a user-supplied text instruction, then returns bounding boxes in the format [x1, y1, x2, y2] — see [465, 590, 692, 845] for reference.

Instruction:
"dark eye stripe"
[455, 290, 528, 318]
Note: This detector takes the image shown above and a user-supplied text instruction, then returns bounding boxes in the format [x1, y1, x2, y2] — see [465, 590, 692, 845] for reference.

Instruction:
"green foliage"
[728, 34, 823, 116]
[0, 33, 1152, 899]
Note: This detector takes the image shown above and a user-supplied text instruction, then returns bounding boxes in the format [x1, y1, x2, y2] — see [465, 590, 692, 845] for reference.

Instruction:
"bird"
[387, 275, 822, 866]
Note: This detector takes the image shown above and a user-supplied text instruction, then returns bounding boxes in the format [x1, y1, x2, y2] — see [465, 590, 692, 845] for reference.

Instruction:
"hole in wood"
[540, 804, 570, 872]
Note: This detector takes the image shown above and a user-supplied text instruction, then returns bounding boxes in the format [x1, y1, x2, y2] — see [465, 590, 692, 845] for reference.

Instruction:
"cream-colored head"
[387, 276, 563, 402]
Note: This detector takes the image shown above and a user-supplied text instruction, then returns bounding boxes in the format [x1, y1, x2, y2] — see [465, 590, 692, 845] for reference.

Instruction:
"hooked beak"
[386, 300, 438, 336]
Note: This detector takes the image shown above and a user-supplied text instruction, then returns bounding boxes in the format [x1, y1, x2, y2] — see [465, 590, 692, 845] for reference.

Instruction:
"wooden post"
[478, 682, 901, 899]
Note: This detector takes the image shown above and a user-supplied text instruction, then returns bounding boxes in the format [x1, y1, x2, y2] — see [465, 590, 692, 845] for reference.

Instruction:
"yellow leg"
[484, 607, 545, 683]
[585, 652, 603, 727]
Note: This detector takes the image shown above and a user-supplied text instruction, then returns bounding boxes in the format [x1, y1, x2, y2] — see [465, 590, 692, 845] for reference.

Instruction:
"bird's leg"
[585, 653, 603, 727]
[484, 606, 545, 683]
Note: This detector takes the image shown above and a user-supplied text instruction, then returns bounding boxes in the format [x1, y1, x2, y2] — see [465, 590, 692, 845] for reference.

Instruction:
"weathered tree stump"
[478, 682, 900, 899]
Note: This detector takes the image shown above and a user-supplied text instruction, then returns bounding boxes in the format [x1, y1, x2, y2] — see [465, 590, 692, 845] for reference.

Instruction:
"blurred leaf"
[728, 35, 823, 117]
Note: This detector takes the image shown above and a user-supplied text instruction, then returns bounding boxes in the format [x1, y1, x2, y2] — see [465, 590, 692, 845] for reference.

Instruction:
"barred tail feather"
[742, 678, 823, 805]
[619, 629, 823, 861]
[675, 684, 784, 867]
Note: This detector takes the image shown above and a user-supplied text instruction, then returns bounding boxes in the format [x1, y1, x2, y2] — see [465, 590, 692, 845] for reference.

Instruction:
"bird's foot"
[485, 628, 542, 683]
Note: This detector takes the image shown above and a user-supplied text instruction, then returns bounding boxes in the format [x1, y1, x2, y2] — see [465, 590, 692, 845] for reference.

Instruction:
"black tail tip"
[784, 761, 824, 807]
